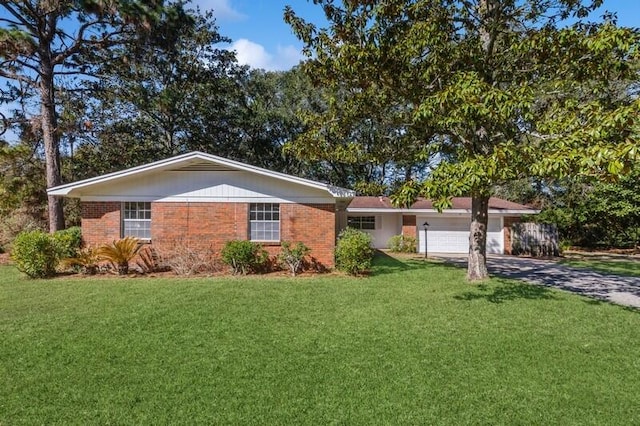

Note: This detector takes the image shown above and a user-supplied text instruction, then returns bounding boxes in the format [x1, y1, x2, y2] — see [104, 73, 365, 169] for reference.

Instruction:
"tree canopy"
[0, 0, 190, 231]
[286, 0, 640, 280]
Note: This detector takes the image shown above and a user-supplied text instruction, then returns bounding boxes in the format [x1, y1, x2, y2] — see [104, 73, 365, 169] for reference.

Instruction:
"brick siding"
[503, 216, 521, 255]
[81, 202, 121, 246]
[402, 215, 417, 238]
[81, 201, 336, 268]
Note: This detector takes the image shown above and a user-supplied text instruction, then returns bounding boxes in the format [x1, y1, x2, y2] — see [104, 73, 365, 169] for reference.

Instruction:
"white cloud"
[230, 39, 305, 71]
[190, 0, 246, 21]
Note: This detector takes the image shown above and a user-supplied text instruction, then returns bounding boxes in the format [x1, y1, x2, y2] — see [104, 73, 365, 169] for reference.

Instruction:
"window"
[348, 216, 376, 230]
[122, 202, 151, 239]
[249, 203, 280, 241]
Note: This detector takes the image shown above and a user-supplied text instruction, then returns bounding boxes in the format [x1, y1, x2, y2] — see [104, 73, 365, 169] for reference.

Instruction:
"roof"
[347, 196, 539, 214]
[48, 151, 355, 199]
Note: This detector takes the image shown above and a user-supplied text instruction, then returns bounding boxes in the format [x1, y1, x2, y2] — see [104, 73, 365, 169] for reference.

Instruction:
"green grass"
[559, 258, 640, 277]
[1, 253, 640, 425]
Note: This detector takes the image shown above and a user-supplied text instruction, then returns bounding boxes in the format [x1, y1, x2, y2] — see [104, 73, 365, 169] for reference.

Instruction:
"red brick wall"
[81, 201, 336, 268]
[151, 202, 248, 255]
[279, 203, 335, 268]
[503, 216, 520, 255]
[402, 215, 417, 238]
[81, 202, 121, 246]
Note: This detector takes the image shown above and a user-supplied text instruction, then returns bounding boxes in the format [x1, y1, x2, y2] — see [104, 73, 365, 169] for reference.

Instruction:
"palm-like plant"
[60, 247, 101, 275]
[97, 237, 142, 275]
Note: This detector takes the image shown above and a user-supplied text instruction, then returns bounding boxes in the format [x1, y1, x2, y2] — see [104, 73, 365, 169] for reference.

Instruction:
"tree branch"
[0, 69, 35, 85]
[0, 2, 38, 33]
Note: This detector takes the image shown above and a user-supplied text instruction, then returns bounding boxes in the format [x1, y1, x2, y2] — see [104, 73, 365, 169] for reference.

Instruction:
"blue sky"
[197, 0, 640, 71]
[191, 0, 327, 70]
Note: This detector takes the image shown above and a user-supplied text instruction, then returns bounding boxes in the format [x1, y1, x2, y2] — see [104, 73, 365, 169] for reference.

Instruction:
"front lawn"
[559, 257, 640, 277]
[1, 254, 639, 424]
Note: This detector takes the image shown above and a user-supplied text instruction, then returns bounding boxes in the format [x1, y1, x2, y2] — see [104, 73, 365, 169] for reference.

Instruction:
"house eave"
[346, 208, 540, 215]
[47, 151, 355, 199]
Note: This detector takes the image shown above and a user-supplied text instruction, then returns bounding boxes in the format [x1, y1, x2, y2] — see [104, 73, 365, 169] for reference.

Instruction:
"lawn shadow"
[371, 251, 431, 275]
[454, 278, 557, 304]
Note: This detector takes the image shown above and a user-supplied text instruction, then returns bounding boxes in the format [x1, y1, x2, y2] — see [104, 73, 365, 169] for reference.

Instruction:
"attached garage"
[417, 216, 503, 254]
[345, 196, 539, 255]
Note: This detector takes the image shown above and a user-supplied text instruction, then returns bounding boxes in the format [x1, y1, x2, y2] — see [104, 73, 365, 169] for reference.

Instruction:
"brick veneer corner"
[503, 216, 521, 255]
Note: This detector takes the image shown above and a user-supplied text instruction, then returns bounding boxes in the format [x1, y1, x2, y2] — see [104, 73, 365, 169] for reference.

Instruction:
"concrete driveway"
[435, 254, 640, 309]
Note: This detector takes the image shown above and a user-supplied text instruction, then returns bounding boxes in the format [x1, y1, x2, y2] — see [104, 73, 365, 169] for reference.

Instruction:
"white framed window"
[249, 203, 280, 242]
[122, 202, 151, 240]
[348, 216, 376, 230]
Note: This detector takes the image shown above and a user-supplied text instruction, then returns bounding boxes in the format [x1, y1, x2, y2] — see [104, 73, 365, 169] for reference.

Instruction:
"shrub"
[335, 228, 374, 275]
[60, 247, 101, 275]
[278, 241, 311, 276]
[221, 240, 268, 275]
[97, 237, 142, 275]
[162, 242, 221, 276]
[11, 230, 60, 278]
[387, 234, 417, 253]
[134, 247, 173, 274]
[0, 209, 45, 252]
[52, 226, 82, 258]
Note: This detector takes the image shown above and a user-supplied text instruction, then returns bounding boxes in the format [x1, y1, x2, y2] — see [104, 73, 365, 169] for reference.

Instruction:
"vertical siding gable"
[77, 170, 335, 202]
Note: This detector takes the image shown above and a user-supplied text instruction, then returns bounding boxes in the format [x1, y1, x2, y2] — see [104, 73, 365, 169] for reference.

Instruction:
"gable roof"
[347, 196, 539, 214]
[48, 151, 355, 199]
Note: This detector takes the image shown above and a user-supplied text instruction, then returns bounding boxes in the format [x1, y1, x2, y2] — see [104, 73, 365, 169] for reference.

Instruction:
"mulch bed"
[0, 253, 10, 265]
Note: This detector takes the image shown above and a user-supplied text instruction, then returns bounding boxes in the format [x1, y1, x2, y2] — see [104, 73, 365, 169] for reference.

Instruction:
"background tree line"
[1, 0, 639, 270]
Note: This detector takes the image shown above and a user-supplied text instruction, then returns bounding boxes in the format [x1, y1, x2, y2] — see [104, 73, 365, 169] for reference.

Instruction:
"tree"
[62, 6, 243, 178]
[286, 0, 640, 280]
[0, 0, 186, 232]
[536, 166, 640, 248]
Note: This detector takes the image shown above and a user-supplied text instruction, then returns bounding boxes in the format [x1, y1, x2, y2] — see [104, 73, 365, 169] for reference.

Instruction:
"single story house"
[345, 197, 539, 255]
[48, 151, 538, 267]
[48, 151, 354, 268]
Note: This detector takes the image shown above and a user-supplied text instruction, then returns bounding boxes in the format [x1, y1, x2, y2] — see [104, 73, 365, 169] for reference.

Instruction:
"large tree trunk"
[40, 56, 65, 232]
[467, 192, 489, 281]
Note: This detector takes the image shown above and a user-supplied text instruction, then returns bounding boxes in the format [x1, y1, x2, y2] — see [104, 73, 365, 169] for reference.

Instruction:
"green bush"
[387, 234, 417, 253]
[278, 241, 311, 276]
[335, 228, 374, 275]
[53, 226, 82, 258]
[11, 230, 60, 278]
[221, 240, 269, 275]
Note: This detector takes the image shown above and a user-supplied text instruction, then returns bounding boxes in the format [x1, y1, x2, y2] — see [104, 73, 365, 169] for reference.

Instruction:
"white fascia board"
[346, 208, 539, 215]
[48, 152, 206, 196]
[48, 151, 355, 199]
[80, 195, 337, 204]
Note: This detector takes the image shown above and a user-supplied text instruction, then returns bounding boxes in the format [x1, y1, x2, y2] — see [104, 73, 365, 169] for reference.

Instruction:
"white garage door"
[418, 217, 503, 254]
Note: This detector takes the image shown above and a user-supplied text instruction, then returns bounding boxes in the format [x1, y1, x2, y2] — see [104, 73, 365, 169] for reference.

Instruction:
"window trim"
[249, 203, 281, 242]
[121, 201, 152, 240]
[347, 215, 377, 230]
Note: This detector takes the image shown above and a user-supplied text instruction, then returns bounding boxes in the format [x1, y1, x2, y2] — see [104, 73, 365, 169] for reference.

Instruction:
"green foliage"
[52, 227, 83, 259]
[72, 9, 245, 178]
[278, 241, 311, 276]
[97, 237, 142, 275]
[60, 247, 101, 275]
[0, 208, 45, 253]
[387, 234, 417, 253]
[0, 1, 194, 231]
[335, 228, 374, 275]
[10, 230, 60, 278]
[286, 0, 640, 279]
[536, 167, 640, 248]
[221, 240, 269, 275]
